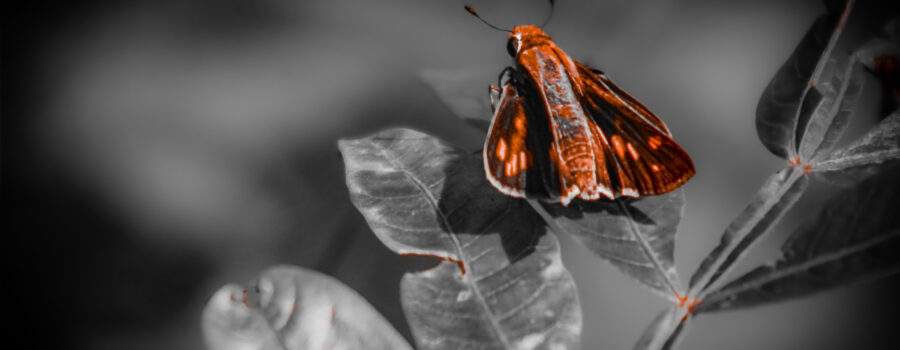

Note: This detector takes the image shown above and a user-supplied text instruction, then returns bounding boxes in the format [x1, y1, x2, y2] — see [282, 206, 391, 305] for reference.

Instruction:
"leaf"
[689, 167, 809, 297]
[798, 58, 866, 161]
[533, 191, 686, 299]
[755, 0, 855, 159]
[339, 128, 581, 350]
[695, 168, 900, 313]
[854, 19, 900, 113]
[632, 307, 689, 350]
[813, 110, 900, 183]
[855, 28, 900, 74]
[202, 265, 411, 350]
[420, 68, 495, 132]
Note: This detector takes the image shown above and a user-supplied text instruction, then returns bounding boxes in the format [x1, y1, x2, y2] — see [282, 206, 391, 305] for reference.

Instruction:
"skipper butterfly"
[466, 4, 695, 206]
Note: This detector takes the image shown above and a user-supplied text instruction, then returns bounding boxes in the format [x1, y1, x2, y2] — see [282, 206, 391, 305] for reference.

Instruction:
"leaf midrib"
[617, 200, 682, 301]
[370, 140, 512, 349]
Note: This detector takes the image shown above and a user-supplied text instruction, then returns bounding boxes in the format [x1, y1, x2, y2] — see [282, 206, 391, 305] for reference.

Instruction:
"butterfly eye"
[506, 38, 518, 57]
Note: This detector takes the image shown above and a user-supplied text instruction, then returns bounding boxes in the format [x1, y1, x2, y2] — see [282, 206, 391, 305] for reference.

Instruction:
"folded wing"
[576, 63, 695, 196]
[483, 83, 533, 197]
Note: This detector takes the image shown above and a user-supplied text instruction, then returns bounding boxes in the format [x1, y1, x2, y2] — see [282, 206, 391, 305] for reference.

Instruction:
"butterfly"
[467, 6, 695, 206]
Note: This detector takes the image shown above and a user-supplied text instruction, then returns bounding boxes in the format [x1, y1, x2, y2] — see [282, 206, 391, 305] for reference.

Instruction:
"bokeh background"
[6, 0, 898, 349]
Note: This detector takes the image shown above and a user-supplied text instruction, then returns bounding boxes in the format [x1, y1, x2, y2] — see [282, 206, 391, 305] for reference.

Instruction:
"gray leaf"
[202, 265, 411, 350]
[536, 191, 685, 299]
[689, 167, 809, 297]
[632, 307, 689, 350]
[696, 168, 900, 313]
[854, 19, 900, 112]
[814, 110, 900, 183]
[798, 58, 866, 161]
[339, 128, 581, 350]
[755, 1, 855, 159]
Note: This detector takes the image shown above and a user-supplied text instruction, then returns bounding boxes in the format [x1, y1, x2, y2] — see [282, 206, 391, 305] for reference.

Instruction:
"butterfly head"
[507, 26, 552, 57]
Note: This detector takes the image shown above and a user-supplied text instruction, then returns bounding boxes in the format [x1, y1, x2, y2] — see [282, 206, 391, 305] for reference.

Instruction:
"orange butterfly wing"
[575, 62, 695, 196]
[483, 83, 533, 198]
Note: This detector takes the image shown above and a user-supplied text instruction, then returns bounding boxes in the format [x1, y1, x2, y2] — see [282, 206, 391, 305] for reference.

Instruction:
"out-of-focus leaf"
[420, 68, 495, 132]
[689, 167, 809, 297]
[755, 0, 855, 159]
[696, 168, 900, 313]
[814, 110, 900, 183]
[855, 19, 900, 112]
[535, 191, 685, 299]
[632, 307, 689, 350]
[855, 34, 900, 73]
[202, 265, 411, 350]
[339, 128, 581, 350]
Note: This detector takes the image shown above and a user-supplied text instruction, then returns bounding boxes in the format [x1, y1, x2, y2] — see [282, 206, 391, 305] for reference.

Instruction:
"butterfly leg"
[490, 67, 517, 112]
[489, 85, 502, 112]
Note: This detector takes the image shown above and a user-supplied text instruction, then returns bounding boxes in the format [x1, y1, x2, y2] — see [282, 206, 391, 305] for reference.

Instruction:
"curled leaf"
[697, 168, 900, 313]
[755, 0, 855, 159]
[202, 265, 411, 350]
[798, 58, 865, 161]
[534, 191, 685, 300]
[340, 128, 581, 350]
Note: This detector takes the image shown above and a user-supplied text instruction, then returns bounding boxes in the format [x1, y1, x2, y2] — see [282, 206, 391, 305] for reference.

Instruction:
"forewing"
[483, 83, 533, 197]
[576, 63, 695, 196]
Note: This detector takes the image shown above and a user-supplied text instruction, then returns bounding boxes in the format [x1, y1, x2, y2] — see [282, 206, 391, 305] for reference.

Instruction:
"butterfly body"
[484, 25, 694, 206]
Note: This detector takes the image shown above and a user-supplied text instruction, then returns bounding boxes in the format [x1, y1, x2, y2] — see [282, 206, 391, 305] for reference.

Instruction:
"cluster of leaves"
[200, 1, 899, 349]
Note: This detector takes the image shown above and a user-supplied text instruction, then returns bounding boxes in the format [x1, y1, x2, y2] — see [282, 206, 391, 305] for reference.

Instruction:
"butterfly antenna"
[464, 5, 511, 32]
[540, 0, 556, 28]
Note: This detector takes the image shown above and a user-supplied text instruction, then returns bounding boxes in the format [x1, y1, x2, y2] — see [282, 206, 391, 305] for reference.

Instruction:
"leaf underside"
[698, 168, 900, 313]
[538, 191, 685, 299]
[202, 265, 411, 350]
[339, 128, 581, 350]
[814, 110, 900, 183]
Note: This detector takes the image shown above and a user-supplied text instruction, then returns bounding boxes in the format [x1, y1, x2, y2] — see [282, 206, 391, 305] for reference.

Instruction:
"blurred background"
[5, 0, 898, 349]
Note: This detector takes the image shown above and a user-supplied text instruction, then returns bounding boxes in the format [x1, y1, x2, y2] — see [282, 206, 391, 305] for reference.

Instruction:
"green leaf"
[696, 168, 900, 313]
[202, 265, 411, 350]
[534, 191, 685, 299]
[339, 128, 581, 350]
[689, 167, 809, 297]
[420, 68, 495, 132]
[814, 110, 900, 183]
[755, 0, 856, 159]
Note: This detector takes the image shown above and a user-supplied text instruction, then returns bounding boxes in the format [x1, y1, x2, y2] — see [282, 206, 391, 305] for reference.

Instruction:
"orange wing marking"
[648, 135, 663, 150]
[626, 142, 639, 161]
[611, 135, 626, 159]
